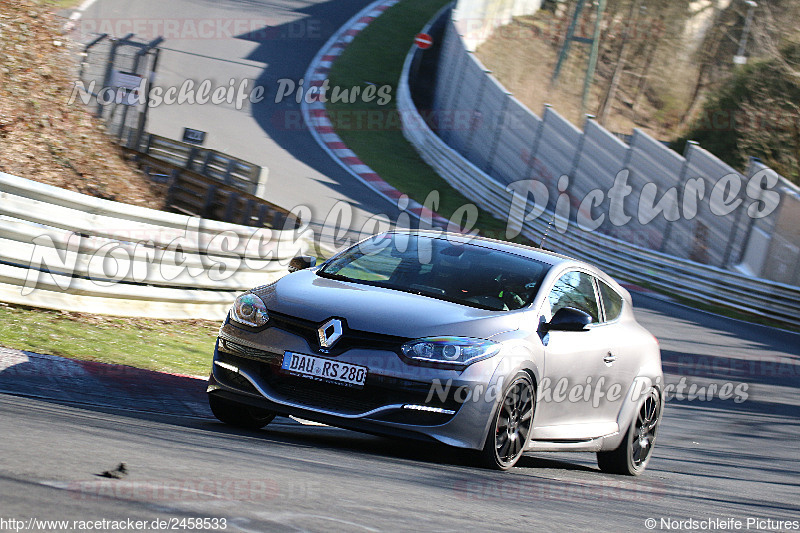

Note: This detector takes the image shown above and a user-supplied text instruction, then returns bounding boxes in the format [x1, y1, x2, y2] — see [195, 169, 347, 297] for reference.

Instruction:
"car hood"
[256, 270, 522, 339]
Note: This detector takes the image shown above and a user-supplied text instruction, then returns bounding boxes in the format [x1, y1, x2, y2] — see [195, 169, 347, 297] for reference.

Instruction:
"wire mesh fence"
[77, 34, 162, 149]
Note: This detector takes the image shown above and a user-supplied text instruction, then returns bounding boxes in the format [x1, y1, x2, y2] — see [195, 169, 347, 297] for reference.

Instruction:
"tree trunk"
[680, 0, 725, 126]
[631, 16, 664, 121]
[597, 0, 642, 125]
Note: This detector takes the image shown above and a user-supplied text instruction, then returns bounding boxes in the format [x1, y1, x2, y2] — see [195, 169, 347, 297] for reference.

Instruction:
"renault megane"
[207, 231, 663, 473]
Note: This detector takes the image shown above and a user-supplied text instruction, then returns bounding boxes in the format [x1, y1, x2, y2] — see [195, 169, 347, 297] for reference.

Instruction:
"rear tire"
[209, 394, 276, 429]
[478, 372, 535, 470]
[597, 388, 661, 476]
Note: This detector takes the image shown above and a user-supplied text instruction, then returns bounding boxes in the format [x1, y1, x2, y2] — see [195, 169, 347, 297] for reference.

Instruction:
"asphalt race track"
[1, 292, 798, 532]
[77, 0, 405, 247]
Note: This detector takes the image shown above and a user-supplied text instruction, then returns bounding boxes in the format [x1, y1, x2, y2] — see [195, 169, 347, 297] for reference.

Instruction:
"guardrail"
[397, 22, 800, 329]
[0, 171, 309, 319]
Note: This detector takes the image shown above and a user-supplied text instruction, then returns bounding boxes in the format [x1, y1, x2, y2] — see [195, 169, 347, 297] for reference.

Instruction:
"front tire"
[597, 388, 661, 475]
[209, 394, 276, 429]
[479, 372, 536, 470]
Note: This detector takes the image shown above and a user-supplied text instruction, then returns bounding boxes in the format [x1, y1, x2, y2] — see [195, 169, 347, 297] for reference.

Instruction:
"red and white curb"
[62, 0, 101, 33]
[301, 0, 451, 229]
[0, 346, 211, 417]
[0, 346, 337, 426]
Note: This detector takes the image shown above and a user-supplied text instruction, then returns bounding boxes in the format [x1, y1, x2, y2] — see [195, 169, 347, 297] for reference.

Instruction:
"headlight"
[401, 337, 500, 366]
[230, 293, 269, 327]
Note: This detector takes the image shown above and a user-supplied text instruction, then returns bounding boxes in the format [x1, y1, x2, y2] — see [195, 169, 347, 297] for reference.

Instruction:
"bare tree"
[680, 0, 729, 127]
[597, 0, 643, 125]
[630, 15, 664, 120]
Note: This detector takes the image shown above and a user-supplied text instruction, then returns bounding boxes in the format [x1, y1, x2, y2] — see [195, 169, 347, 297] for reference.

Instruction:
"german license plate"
[281, 352, 367, 387]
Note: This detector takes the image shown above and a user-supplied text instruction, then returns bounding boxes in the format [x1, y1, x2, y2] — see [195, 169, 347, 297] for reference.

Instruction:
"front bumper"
[206, 320, 504, 450]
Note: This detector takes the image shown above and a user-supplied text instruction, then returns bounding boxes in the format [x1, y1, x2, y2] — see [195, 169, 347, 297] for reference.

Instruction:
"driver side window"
[547, 271, 599, 323]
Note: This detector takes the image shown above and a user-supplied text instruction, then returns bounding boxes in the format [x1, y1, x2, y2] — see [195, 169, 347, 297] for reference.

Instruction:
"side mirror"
[288, 255, 317, 273]
[543, 307, 593, 332]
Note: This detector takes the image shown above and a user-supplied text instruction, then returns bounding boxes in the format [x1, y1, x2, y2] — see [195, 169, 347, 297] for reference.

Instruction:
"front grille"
[267, 311, 408, 357]
[261, 361, 463, 417]
[216, 340, 461, 419]
[373, 409, 455, 426]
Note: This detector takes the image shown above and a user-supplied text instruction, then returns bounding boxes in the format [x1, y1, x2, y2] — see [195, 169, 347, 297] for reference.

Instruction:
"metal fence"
[134, 134, 264, 195]
[78, 33, 162, 148]
[424, 13, 800, 285]
[127, 134, 300, 230]
[77, 34, 281, 225]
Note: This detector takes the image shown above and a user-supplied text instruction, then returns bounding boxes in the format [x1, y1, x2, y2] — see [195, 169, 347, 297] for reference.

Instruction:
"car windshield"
[318, 233, 549, 311]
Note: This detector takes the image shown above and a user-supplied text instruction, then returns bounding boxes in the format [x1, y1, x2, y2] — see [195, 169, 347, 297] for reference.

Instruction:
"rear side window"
[598, 281, 623, 322]
[547, 271, 599, 322]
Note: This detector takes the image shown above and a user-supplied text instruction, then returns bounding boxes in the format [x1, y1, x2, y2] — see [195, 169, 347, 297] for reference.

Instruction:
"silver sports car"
[207, 231, 663, 473]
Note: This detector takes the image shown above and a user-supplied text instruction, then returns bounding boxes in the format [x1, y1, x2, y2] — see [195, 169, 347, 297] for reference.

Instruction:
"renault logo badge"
[318, 318, 343, 349]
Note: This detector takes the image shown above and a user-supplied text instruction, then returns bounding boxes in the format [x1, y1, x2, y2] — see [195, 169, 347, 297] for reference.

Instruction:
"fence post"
[202, 185, 218, 218]
[722, 184, 748, 268]
[223, 159, 237, 186]
[569, 114, 593, 178]
[133, 40, 162, 152]
[165, 169, 181, 207]
[257, 204, 270, 227]
[185, 147, 198, 169]
[485, 93, 510, 175]
[721, 154, 758, 269]
[441, 42, 471, 145]
[143, 133, 154, 154]
[200, 151, 213, 176]
[223, 192, 239, 222]
[117, 37, 143, 144]
[659, 140, 697, 253]
[525, 104, 550, 181]
[734, 157, 769, 268]
[464, 73, 488, 157]
[240, 199, 256, 226]
[98, 38, 120, 118]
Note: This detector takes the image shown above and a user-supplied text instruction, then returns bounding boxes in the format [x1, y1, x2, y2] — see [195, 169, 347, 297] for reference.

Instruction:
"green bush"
[675, 43, 800, 184]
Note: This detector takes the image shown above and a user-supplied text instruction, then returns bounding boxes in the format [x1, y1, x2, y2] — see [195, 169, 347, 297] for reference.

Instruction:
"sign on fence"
[182, 128, 207, 145]
[109, 70, 145, 106]
[111, 70, 144, 90]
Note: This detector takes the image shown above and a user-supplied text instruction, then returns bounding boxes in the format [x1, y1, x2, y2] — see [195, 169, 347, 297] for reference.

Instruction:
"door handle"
[603, 352, 617, 364]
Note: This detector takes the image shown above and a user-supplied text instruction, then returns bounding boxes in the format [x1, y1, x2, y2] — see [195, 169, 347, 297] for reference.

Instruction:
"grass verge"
[0, 303, 218, 376]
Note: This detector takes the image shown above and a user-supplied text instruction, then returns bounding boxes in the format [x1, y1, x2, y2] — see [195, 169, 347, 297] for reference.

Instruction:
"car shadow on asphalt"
[3, 387, 602, 476]
[204, 414, 601, 475]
